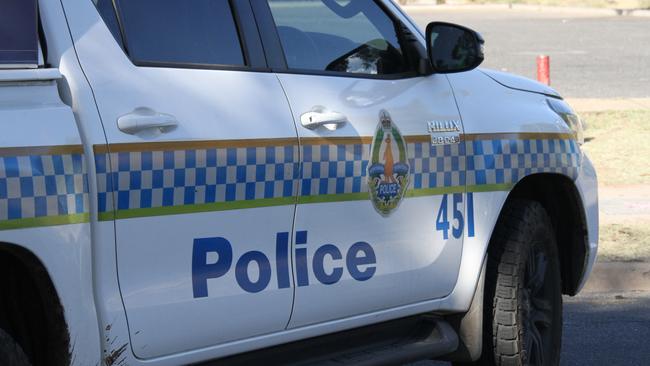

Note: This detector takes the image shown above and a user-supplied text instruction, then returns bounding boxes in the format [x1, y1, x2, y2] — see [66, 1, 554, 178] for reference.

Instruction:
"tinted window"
[95, 0, 245, 66]
[267, 0, 408, 75]
[0, 0, 38, 66]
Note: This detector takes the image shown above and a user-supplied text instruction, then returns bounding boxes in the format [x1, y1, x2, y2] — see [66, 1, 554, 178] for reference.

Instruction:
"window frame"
[253, 0, 424, 80]
[95, 0, 270, 72]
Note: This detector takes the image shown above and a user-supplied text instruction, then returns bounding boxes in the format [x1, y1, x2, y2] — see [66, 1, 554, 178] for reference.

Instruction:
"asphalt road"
[405, 7, 650, 98]
[411, 291, 650, 366]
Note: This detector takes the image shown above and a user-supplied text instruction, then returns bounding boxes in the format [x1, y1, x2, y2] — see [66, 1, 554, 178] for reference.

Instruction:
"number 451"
[436, 193, 475, 240]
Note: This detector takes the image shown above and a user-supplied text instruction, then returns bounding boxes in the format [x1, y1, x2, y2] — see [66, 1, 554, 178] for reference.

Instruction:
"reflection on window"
[268, 0, 408, 75]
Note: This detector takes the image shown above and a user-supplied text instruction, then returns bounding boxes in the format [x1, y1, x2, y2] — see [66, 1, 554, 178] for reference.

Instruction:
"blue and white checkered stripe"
[302, 138, 578, 194]
[96, 146, 300, 212]
[0, 153, 88, 221]
[300, 142, 465, 195]
[300, 143, 369, 196]
[410, 142, 466, 190]
[96, 137, 580, 212]
[465, 138, 580, 186]
[0, 138, 580, 222]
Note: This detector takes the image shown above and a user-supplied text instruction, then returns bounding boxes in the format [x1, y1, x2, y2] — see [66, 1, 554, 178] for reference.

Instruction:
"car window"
[267, 0, 409, 75]
[1, 0, 39, 67]
[93, 0, 245, 67]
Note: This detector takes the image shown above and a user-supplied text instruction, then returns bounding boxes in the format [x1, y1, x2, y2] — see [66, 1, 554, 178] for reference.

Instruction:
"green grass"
[464, 0, 650, 9]
[580, 110, 650, 186]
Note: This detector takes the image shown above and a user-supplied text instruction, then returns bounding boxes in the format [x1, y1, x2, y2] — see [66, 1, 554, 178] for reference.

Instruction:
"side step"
[200, 315, 459, 366]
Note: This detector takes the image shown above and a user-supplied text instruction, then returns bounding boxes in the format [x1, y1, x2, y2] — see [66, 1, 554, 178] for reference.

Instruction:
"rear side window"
[93, 0, 245, 67]
[0, 0, 39, 68]
[267, 0, 409, 76]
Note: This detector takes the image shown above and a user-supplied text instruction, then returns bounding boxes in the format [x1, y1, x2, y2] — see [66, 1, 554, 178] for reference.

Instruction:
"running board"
[199, 315, 459, 366]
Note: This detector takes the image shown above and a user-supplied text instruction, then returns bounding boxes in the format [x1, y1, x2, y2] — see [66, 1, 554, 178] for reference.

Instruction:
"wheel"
[465, 199, 563, 366]
[0, 327, 31, 366]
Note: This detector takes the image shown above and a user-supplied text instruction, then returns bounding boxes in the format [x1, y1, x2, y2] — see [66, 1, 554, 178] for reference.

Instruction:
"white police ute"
[0, 0, 598, 365]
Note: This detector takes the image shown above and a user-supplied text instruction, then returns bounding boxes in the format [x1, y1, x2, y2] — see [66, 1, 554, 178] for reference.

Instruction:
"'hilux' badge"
[428, 120, 461, 146]
[368, 110, 410, 216]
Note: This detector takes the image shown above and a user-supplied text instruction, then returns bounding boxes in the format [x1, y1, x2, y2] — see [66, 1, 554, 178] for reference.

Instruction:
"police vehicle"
[0, 0, 598, 365]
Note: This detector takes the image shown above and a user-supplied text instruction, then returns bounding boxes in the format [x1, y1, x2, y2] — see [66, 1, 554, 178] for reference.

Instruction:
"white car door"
[63, 0, 299, 359]
[257, 0, 469, 328]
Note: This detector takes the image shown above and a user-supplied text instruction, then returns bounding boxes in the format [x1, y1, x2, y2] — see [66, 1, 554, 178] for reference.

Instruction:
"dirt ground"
[597, 185, 650, 261]
[581, 110, 650, 186]
[462, 0, 650, 9]
[579, 110, 650, 262]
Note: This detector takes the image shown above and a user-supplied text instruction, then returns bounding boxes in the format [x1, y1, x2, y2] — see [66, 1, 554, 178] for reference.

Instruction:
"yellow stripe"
[0, 145, 84, 157]
[462, 132, 575, 141]
[93, 138, 299, 154]
[91, 132, 575, 154]
[300, 136, 374, 145]
[404, 135, 432, 143]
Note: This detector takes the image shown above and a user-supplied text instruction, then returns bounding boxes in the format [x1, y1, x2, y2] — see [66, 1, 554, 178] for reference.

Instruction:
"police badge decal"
[368, 110, 410, 216]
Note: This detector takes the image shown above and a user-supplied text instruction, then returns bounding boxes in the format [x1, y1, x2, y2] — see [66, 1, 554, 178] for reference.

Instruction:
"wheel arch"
[503, 173, 589, 296]
[443, 173, 586, 363]
[0, 242, 71, 366]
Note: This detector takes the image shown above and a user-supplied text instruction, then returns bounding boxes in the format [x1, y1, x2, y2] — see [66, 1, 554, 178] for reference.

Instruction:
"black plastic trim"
[109, 0, 130, 55]
[197, 315, 459, 366]
[37, 5, 49, 68]
[249, 0, 288, 70]
[130, 60, 270, 73]
[232, 0, 267, 68]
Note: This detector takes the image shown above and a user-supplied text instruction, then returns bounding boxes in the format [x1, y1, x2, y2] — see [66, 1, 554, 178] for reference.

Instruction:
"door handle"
[118, 107, 179, 135]
[300, 107, 347, 131]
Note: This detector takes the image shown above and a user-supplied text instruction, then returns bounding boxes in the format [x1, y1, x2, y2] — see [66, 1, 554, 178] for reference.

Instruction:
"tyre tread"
[481, 199, 562, 366]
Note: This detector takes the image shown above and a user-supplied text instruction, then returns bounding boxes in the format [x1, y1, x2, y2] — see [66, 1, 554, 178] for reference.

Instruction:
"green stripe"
[102, 197, 298, 221]
[0, 213, 90, 231]
[407, 186, 465, 197]
[467, 183, 514, 193]
[0, 185, 517, 226]
[298, 193, 368, 204]
[96, 184, 516, 221]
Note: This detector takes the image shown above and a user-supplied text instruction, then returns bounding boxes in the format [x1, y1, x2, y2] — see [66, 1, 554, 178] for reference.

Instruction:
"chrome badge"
[428, 120, 461, 146]
[367, 110, 410, 216]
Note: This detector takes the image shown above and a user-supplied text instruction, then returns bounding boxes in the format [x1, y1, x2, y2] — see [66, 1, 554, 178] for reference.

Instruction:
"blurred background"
[397, 1, 650, 365]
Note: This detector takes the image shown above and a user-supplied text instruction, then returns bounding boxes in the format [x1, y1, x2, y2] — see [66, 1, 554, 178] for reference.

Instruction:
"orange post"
[537, 55, 550, 85]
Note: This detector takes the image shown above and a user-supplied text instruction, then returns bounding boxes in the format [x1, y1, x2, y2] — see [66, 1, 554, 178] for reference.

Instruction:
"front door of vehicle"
[258, 0, 468, 327]
[63, 0, 298, 359]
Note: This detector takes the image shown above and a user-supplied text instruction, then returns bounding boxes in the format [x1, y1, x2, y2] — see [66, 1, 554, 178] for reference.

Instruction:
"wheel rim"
[522, 243, 554, 366]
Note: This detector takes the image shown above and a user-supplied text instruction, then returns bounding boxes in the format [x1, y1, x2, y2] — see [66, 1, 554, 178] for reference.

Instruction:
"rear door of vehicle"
[254, 0, 468, 328]
[62, 0, 299, 358]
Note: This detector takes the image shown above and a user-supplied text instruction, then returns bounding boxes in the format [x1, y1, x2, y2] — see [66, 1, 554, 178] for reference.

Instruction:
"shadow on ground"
[413, 292, 650, 366]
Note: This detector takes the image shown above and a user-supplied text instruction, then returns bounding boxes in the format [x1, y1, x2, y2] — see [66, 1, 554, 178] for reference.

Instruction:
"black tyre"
[0, 327, 31, 366]
[472, 199, 563, 366]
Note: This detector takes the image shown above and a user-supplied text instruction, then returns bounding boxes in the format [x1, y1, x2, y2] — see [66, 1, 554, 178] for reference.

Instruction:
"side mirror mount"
[425, 22, 484, 74]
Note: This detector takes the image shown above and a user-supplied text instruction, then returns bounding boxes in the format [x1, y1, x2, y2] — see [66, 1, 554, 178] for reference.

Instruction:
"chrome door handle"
[300, 107, 347, 131]
[118, 107, 179, 135]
